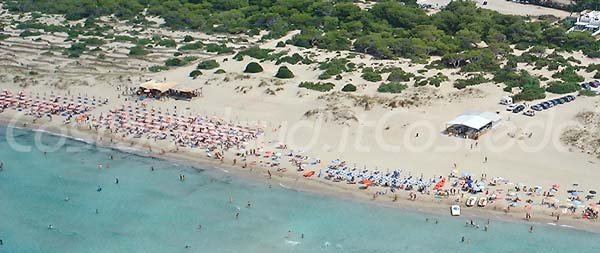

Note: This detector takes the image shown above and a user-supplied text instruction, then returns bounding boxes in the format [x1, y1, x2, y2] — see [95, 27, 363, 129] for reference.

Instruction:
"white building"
[569, 10, 600, 36]
[445, 111, 502, 140]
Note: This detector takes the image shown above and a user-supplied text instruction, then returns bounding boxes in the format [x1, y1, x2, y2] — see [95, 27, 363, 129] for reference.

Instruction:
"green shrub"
[244, 62, 263, 73]
[128, 45, 149, 56]
[361, 67, 382, 82]
[183, 35, 194, 42]
[594, 72, 600, 79]
[579, 89, 597, 97]
[179, 42, 203, 51]
[214, 69, 226, 74]
[197, 59, 220, 69]
[19, 30, 41, 37]
[204, 43, 233, 54]
[0, 33, 9, 40]
[514, 81, 546, 101]
[275, 66, 294, 78]
[427, 73, 449, 87]
[299, 82, 335, 92]
[552, 67, 584, 82]
[189, 70, 202, 78]
[276, 41, 286, 47]
[149, 65, 169, 72]
[80, 37, 105, 46]
[165, 56, 197, 67]
[157, 39, 177, 48]
[387, 69, 415, 82]
[341, 83, 357, 92]
[377, 82, 408, 94]
[545, 81, 580, 94]
[454, 75, 489, 89]
[276, 53, 303, 65]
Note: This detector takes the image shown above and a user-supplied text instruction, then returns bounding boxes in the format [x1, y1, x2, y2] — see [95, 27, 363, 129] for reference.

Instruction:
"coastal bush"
[552, 67, 584, 83]
[427, 73, 449, 87]
[64, 42, 87, 58]
[275, 66, 294, 79]
[196, 60, 220, 70]
[204, 43, 234, 54]
[179, 42, 204, 51]
[157, 39, 177, 48]
[183, 35, 194, 42]
[19, 30, 41, 37]
[244, 62, 263, 73]
[341, 83, 357, 92]
[299, 82, 335, 92]
[545, 81, 580, 94]
[579, 89, 597, 97]
[149, 65, 168, 72]
[80, 37, 106, 46]
[0, 33, 9, 40]
[234, 47, 273, 61]
[453, 75, 489, 89]
[377, 82, 408, 94]
[128, 46, 149, 56]
[276, 41, 286, 47]
[594, 72, 600, 79]
[319, 58, 350, 78]
[165, 56, 198, 67]
[214, 69, 226, 74]
[361, 68, 382, 82]
[387, 69, 415, 82]
[189, 70, 202, 78]
[276, 53, 303, 65]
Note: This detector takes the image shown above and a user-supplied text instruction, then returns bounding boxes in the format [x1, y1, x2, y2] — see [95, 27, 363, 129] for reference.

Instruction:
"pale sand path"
[418, 0, 573, 18]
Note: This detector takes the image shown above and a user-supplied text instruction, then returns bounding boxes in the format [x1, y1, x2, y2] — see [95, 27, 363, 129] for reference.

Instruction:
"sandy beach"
[0, 2, 599, 234]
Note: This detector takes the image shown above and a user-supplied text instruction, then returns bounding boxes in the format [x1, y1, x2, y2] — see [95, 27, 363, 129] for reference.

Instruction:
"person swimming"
[48, 224, 53, 230]
[115, 178, 119, 184]
[97, 185, 102, 192]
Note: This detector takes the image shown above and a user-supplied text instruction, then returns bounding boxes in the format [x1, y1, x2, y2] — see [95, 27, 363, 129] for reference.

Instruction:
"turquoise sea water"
[0, 126, 599, 253]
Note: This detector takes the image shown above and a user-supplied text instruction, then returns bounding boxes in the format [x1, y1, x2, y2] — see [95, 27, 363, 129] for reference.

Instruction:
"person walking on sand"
[484, 157, 488, 163]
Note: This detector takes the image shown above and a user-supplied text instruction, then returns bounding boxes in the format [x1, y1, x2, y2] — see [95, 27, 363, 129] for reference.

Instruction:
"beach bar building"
[138, 81, 177, 98]
[445, 111, 501, 140]
[169, 84, 202, 100]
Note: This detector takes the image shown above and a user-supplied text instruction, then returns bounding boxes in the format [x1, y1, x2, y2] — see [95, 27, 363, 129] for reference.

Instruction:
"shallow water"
[0, 127, 599, 253]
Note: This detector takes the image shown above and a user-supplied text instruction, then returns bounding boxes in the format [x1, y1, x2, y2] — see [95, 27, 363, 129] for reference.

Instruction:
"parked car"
[531, 104, 542, 111]
[540, 103, 550, 109]
[593, 80, 600, 86]
[589, 81, 598, 88]
[582, 83, 591, 90]
[506, 104, 517, 111]
[513, 104, 526, 113]
[558, 98, 567, 104]
[524, 109, 535, 117]
[563, 95, 574, 102]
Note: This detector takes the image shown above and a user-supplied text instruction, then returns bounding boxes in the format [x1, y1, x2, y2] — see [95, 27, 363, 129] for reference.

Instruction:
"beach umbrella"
[570, 192, 578, 196]
[572, 200, 583, 206]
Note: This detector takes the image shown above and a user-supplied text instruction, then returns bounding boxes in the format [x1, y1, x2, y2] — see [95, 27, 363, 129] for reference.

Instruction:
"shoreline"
[1, 113, 598, 234]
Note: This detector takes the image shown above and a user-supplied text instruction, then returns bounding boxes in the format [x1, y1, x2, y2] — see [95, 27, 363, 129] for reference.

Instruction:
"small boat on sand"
[466, 196, 477, 207]
[303, 171, 315, 177]
[477, 197, 488, 207]
[451, 205, 461, 216]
